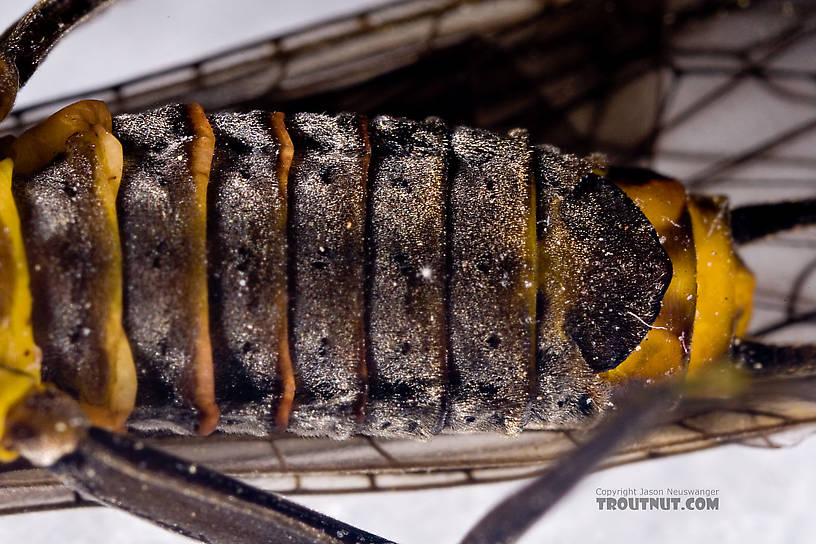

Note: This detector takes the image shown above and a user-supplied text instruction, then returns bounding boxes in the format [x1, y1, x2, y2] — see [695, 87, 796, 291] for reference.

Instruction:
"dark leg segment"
[460, 385, 674, 544]
[0, 0, 115, 121]
[730, 199, 816, 245]
[733, 339, 816, 378]
[50, 427, 391, 544]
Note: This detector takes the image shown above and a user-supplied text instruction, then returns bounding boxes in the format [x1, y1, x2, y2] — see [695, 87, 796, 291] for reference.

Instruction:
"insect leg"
[49, 427, 393, 544]
[0, 0, 116, 121]
[730, 199, 816, 245]
[459, 385, 676, 544]
[733, 339, 816, 378]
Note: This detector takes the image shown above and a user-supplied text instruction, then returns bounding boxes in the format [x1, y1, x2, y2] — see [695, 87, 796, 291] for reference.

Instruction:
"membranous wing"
[4, 387, 816, 512]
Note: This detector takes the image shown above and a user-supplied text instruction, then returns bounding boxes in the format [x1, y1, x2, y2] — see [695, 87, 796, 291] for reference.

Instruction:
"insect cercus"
[1, 1, 816, 543]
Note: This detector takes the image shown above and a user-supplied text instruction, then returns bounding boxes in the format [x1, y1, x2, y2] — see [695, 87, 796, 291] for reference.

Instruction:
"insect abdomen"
[4, 102, 673, 439]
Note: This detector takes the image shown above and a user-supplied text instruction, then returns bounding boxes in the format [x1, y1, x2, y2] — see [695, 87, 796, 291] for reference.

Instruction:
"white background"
[1, 1, 815, 543]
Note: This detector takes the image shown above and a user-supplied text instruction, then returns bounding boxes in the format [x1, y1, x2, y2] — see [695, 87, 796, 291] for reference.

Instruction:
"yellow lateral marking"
[0, 158, 39, 378]
[0, 157, 40, 461]
[687, 195, 753, 374]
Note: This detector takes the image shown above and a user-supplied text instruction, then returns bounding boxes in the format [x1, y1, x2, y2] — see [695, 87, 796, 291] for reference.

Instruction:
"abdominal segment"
[1, 101, 673, 438]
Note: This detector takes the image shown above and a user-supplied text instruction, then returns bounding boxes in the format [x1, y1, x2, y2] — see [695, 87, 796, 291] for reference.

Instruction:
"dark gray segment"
[113, 105, 209, 430]
[361, 116, 449, 438]
[446, 126, 535, 434]
[285, 112, 369, 438]
[207, 111, 288, 432]
[530, 146, 609, 428]
[12, 135, 114, 405]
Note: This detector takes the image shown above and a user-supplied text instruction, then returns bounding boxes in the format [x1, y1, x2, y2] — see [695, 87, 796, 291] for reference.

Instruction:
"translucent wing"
[5, 388, 816, 512]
